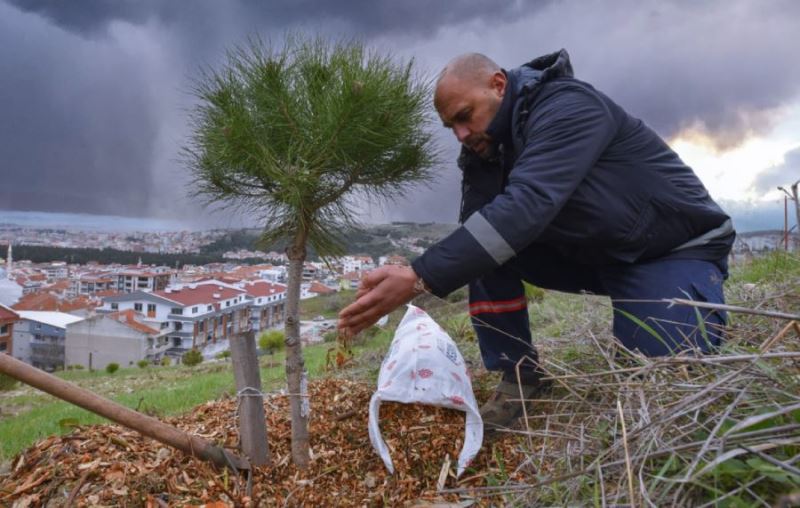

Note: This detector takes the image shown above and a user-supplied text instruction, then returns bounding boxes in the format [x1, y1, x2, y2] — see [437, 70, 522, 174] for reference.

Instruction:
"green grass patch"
[730, 250, 800, 284]
[298, 289, 356, 320]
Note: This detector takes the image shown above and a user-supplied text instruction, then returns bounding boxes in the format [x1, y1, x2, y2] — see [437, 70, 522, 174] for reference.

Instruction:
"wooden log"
[0, 353, 249, 472]
[229, 330, 271, 466]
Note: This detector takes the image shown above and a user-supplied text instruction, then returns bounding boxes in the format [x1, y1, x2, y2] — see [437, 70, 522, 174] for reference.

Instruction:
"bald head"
[434, 53, 503, 114]
[437, 53, 501, 88]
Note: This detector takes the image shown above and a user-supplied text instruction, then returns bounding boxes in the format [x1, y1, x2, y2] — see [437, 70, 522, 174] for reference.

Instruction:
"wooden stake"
[0, 353, 249, 472]
[229, 330, 271, 466]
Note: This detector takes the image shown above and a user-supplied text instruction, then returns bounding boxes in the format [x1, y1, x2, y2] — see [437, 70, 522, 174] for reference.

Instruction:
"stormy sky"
[1, 0, 799, 230]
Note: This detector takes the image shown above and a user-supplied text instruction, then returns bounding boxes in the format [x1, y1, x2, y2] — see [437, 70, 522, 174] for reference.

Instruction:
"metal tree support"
[0, 353, 250, 472]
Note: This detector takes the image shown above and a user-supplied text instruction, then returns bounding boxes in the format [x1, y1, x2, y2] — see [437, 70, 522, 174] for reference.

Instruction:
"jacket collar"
[485, 70, 516, 148]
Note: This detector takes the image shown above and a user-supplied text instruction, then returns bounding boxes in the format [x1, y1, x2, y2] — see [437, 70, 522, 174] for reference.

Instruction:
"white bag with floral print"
[368, 304, 483, 477]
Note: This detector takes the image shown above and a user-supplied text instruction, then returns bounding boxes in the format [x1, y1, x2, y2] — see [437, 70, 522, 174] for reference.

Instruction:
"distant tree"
[258, 330, 285, 354]
[105, 362, 120, 374]
[185, 34, 437, 468]
[182, 349, 203, 367]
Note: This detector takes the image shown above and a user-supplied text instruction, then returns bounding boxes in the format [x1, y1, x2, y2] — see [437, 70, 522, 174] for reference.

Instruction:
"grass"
[0, 326, 394, 461]
[298, 289, 356, 320]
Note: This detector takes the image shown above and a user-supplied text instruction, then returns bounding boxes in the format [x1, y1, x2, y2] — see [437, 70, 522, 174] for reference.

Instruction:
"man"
[339, 49, 734, 432]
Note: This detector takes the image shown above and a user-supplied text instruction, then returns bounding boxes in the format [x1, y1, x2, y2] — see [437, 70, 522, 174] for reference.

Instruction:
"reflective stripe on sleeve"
[463, 212, 516, 265]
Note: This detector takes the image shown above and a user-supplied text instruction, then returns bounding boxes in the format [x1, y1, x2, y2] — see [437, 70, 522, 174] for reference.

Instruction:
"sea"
[0, 210, 194, 232]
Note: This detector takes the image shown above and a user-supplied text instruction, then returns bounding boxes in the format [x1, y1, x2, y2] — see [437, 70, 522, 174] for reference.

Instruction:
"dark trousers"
[469, 243, 728, 375]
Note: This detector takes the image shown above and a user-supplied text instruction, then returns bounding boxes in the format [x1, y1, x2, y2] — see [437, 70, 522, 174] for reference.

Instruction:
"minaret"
[5, 242, 11, 277]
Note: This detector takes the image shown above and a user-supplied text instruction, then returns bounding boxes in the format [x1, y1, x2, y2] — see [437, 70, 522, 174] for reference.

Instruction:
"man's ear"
[489, 71, 507, 97]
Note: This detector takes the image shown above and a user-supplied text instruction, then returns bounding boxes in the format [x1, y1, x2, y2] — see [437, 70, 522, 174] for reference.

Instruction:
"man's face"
[435, 71, 506, 158]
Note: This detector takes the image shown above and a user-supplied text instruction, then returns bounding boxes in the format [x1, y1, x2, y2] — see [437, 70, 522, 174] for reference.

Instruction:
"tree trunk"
[285, 229, 310, 468]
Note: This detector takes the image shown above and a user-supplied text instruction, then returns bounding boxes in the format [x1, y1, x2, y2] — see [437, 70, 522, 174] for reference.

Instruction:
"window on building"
[192, 306, 198, 314]
[147, 304, 156, 313]
[198, 321, 205, 332]
[226, 301, 230, 307]
[207, 305, 213, 311]
[35, 323, 42, 330]
[171, 307, 183, 315]
[160, 322, 169, 329]
[134, 303, 143, 312]
[0, 324, 7, 335]
[110, 303, 119, 311]
[0, 341, 6, 352]
[174, 322, 183, 331]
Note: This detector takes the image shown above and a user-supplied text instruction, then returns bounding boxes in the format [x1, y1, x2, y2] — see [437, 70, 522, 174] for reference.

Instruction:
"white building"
[99, 280, 250, 354]
[65, 310, 169, 370]
[341, 255, 375, 274]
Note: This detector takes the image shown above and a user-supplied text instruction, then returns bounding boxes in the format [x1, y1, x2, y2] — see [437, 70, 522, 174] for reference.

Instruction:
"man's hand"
[338, 265, 421, 337]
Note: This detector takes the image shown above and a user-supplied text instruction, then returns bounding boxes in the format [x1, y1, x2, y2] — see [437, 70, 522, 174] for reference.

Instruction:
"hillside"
[1, 252, 799, 505]
[201, 222, 458, 260]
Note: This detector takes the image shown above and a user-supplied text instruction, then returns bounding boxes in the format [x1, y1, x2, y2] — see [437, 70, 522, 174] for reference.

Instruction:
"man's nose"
[453, 125, 470, 143]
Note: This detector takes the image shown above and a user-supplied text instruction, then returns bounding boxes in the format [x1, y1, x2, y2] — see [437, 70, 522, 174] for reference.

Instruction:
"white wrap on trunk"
[368, 305, 483, 477]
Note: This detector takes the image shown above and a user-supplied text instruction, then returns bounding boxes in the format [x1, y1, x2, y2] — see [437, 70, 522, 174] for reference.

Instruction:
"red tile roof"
[13, 293, 58, 311]
[46, 280, 72, 291]
[341, 271, 362, 281]
[308, 282, 335, 295]
[153, 283, 245, 307]
[108, 310, 160, 335]
[242, 281, 287, 298]
[12, 293, 98, 313]
[0, 304, 18, 321]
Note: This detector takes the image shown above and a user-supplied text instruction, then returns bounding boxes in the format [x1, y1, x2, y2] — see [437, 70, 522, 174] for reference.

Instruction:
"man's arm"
[412, 85, 617, 297]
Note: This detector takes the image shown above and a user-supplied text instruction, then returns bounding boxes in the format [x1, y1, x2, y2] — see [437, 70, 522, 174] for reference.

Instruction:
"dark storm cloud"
[5, 0, 540, 38]
[0, 3, 158, 216]
[752, 147, 800, 195]
[1, 0, 800, 227]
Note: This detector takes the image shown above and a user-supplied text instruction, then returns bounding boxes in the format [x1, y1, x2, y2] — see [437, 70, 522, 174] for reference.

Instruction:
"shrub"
[71, 364, 85, 370]
[216, 350, 231, 360]
[105, 362, 120, 374]
[137, 359, 150, 369]
[160, 356, 172, 367]
[182, 349, 203, 367]
[259, 330, 285, 353]
[0, 373, 18, 391]
[323, 330, 338, 343]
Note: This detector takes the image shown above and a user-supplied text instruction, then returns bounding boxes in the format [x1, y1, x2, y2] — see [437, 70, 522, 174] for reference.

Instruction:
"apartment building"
[100, 281, 250, 354]
[241, 281, 286, 331]
[71, 272, 116, 296]
[115, 268, 174, 293]
[12, 311, 84, 371]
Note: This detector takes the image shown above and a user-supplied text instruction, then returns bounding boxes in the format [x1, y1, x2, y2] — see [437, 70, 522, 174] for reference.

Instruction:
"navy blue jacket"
[412, 49, 734, 298]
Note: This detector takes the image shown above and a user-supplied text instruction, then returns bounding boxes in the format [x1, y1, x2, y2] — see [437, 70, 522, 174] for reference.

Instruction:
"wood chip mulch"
[0, 378, 536, 507]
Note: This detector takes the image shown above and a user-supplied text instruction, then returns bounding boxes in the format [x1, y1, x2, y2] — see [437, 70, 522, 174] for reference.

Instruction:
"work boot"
[480, 370, 551, 436]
